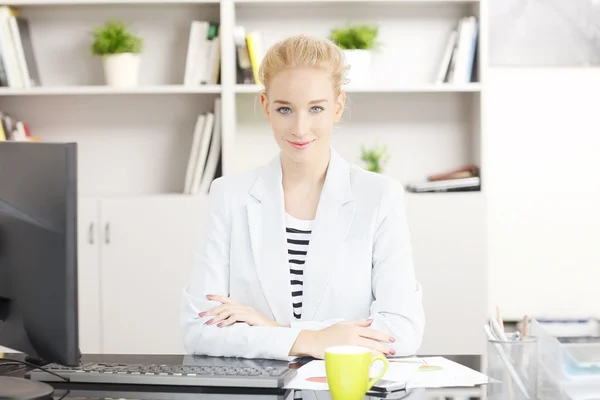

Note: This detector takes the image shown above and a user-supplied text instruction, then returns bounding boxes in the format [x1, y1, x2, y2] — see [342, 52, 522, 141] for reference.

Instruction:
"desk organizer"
[531, 319, 600, 400]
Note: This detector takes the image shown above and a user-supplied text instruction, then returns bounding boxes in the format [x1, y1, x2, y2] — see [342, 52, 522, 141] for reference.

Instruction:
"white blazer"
[180, 148, 425, 360]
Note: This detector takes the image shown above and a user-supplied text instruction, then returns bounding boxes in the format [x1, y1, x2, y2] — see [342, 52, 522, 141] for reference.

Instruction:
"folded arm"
[180, 178, 301, 360]
[291, 179, 425, 356]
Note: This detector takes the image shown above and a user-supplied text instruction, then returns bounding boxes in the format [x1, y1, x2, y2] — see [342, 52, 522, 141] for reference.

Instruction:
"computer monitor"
[0, 141, 80, 398]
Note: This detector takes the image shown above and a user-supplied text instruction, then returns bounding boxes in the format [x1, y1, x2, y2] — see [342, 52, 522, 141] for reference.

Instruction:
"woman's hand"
[200, 295, 283, 328]
[290, 320, 396, 359]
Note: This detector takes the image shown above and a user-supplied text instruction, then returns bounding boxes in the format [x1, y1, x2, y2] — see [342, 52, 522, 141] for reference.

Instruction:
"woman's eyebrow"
[272, 99, 328, 104]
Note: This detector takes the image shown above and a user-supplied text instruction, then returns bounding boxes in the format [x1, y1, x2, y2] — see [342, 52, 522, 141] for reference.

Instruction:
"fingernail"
[390, 337, 395, 343]
[390, 350, 396, 355]
[207, 319, 214, 325]
[199, 312, 206, 317]
[217, 322, 223, 327]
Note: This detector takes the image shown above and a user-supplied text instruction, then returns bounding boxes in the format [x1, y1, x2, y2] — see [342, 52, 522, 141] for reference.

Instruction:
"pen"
[485, 321, 530, 399]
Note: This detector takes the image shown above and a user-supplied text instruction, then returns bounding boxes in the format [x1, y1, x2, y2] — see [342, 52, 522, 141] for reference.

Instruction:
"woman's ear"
[259, 91, 270, 121]
[334, 92, 346, 123]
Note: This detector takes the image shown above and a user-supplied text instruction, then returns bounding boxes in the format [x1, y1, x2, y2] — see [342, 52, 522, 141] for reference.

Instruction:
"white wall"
[485, 67, 600, 321]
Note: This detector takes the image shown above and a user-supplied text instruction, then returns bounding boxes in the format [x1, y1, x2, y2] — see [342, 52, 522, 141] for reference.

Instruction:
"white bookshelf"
[0, 0, 488, 357]
[0, 84, 221, 95]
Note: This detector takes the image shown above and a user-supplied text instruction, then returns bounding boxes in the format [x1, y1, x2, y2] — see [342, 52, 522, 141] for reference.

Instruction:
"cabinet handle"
[105, 223, 110, 244]
[88, 223, 94, 245]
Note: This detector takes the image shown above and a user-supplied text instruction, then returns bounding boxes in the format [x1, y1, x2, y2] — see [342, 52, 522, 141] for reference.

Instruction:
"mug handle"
[367, 354, 389, 390]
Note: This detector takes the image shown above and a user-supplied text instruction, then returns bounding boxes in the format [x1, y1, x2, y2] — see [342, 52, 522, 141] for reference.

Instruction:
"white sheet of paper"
[284, 356, 488, 391]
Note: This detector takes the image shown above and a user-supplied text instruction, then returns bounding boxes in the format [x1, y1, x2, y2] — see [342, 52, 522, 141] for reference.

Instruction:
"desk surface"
[5, 353, 484, 400]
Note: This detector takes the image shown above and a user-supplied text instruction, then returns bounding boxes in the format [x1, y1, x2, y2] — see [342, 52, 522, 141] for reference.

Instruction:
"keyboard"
[27, 362, 297, 388]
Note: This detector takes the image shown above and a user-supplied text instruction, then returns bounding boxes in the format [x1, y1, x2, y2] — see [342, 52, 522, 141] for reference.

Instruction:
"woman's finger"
[209, 307, 242, 324]
[357, 337, 392, 356]
[218, 315, 238, 328]
[358, 327, 394, 343]
[349, 320, 373, 327]
[207, 294, 235, 304]
[203, 304, 226, 316]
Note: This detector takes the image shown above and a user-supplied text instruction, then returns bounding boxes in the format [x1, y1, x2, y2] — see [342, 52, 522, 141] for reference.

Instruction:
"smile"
[287, 140, 315, 150]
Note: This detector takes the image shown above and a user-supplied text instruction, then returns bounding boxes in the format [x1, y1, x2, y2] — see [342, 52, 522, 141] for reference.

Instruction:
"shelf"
[236, 0, 478, 3]
[235, 83, 481, 94]
[7, 0, 218, 5]
[0, 85, 221, 96]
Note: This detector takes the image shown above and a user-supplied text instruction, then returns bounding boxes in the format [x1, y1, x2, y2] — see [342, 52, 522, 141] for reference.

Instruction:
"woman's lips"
[288, 140, 314, 150]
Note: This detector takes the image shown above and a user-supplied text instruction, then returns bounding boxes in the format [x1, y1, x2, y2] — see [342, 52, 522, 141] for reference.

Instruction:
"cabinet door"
[77, 198, 102, 354]
[99, 196, 208, 354]
[405, 192, 487, 356]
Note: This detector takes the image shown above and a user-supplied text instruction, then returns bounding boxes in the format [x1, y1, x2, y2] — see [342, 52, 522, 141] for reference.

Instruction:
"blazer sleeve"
[291, 179, 425, 356]
[180, 178, 303, 360]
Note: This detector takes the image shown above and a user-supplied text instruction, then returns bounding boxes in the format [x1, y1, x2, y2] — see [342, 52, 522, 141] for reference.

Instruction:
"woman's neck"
[281, 149, 330, 188]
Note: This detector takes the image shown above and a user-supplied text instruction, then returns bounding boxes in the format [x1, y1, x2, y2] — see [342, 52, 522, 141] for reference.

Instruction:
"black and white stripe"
[285, 213, 313, 320]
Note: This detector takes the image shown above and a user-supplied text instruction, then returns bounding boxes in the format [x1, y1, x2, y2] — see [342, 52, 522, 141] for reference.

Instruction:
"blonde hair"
[258, 34, 350, 96]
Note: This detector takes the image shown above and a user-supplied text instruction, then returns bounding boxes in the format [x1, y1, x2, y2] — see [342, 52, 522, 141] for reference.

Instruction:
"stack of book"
[435, 16, 479, 84]
[0, 6, 40, 88]
[406, 165, 480, 193]
[182, 98, 221, 195]
[183, 20, 221, 86]
[233, 26, 263, 85]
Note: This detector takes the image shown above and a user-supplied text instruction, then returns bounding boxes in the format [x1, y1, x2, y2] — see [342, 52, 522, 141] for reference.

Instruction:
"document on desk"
[284, 357, 489, 390]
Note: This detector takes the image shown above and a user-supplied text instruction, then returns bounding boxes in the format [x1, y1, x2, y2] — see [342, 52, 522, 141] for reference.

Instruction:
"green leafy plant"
[329, 23, 380, 50]
[361, 143, 390, 173]
[91, 20, 143, 56]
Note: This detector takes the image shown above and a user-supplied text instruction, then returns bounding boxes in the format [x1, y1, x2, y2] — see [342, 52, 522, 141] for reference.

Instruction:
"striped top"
[285, 212, 314, 320]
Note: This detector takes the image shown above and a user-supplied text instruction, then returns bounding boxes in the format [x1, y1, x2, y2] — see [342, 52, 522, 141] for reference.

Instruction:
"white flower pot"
[343, 49, 372, 87]
[102, 53, 141, 88]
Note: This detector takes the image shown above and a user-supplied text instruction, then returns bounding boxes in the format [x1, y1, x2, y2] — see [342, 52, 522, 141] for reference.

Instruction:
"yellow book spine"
[246, 32, 261, 85]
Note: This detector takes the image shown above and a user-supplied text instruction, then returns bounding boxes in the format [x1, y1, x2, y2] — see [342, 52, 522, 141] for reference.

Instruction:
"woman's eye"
[310, 106, 324, 113]
[276, 107, 291, 114]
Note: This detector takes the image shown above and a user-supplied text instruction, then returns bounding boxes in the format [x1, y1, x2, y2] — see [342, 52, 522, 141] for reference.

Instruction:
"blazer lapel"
[302, 149, 355, 321]
[247, 156, 294, 325]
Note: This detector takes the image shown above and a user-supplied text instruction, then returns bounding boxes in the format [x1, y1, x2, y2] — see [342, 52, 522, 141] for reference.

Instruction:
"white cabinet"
[77, 198, 102, 354]
[406, 192, 487, 356]
[77, 195, 208, 355]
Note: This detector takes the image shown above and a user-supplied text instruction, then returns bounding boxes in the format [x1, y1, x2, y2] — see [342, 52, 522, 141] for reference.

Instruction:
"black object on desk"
[0, 142, 80, 399]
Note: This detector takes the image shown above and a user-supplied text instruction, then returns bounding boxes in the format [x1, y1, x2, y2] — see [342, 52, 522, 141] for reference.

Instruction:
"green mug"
[325, 345, 389, 400]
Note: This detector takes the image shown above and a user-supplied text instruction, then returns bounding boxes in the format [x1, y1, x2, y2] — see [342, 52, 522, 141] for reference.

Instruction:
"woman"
[181, 34, 425, 361]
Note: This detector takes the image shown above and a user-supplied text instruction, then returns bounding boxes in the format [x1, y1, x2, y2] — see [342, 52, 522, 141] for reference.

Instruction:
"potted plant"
[360, 143, 390, 173]
[329, 23, 380, 87]
[91, 20, 143, 88]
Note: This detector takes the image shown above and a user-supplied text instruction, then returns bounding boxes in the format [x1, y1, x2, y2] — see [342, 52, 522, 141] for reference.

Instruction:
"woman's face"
[260, 67, 345, 165]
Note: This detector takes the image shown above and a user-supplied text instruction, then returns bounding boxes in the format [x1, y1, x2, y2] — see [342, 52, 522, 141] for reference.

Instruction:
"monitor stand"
[0, 376, 54, 400]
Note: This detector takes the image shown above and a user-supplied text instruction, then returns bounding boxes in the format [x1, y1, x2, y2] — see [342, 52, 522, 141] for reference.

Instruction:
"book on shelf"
[435, 16, 478, 84]
[234, 26, 263, 86]
[0, 6, 40, 88]
[183, 97, 221, 195]
[427, 164, 479, 182]
[406, 164, 480, 193]
[183, 21, 220, 86]
[0, 111, 37, 142]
